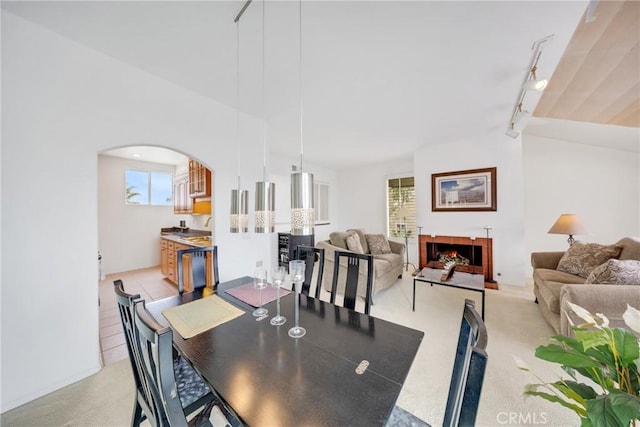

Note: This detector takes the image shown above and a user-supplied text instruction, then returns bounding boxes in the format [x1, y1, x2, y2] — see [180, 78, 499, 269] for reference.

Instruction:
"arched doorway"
[97, 145, 213, 365]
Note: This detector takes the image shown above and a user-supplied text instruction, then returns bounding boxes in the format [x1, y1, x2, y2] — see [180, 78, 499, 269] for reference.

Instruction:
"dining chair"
[295, 245, 324, 299]
[386, 299, 488, 427]
[177, 246, 219, 294]
[131, 297, 242, 427]
[113, 280, 218, 427]
[443, 298, 488, 427]
[329, 250, 374, 315]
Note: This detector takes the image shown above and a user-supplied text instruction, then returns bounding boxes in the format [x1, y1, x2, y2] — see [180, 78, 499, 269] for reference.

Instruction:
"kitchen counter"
[161, 228, 213, 248]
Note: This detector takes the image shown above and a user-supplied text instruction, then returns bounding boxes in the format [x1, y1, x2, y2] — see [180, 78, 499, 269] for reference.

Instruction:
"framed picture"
[432, 167, 497, 212]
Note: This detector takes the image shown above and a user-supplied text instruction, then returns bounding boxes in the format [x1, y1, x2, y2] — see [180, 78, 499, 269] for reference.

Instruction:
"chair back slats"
[443, 299, 488, 427]
[177, 246, 219, 294]
[133, 299, 189, 427]
[330, 251, 374, 314]
[113, 280, 144, 393]
[296, 245, 325, 299]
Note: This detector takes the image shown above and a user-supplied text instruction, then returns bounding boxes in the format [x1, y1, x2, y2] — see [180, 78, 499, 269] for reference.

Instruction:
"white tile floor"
[99, 267, 178, 366]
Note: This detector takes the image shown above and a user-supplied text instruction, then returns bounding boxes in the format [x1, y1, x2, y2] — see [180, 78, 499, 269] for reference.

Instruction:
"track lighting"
[505, 35, 553, 138]
[522, 66, 548, 91]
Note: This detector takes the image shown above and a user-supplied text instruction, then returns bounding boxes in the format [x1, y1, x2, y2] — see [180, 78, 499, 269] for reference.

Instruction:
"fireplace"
[418, 235, 497, 289]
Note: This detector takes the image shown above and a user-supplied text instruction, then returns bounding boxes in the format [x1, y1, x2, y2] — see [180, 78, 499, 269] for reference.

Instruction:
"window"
[125, 170, 173, 206]
[387, 176, 415, 238]
[314, 182, 330, 225]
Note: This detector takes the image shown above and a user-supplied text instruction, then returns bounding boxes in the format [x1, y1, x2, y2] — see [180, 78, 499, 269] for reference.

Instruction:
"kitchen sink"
[182, 236, 213, 244]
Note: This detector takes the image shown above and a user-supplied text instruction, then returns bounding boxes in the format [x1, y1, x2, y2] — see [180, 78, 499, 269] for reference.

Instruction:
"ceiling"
[2, 1, 638, 169]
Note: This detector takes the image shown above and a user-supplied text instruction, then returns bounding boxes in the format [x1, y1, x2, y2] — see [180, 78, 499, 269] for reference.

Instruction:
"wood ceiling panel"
[534, 1, 639, 128]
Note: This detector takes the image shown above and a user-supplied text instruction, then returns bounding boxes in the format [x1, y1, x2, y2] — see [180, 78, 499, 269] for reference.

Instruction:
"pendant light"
[230, 21, 249, 233]
[255, 0, 275, 233]
[290, 0, 314, 236]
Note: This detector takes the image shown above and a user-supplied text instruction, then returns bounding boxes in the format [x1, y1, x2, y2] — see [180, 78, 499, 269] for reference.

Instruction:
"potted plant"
[517, 303, 640, 427]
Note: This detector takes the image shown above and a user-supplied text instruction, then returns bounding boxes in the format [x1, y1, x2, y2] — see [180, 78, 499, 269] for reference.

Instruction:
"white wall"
[414, 137, 525, 286]
[523, 134, 640, 276]
[0, 12, 272, 411]
[332, 157, 416, 263]
[98, 155, 178, 274]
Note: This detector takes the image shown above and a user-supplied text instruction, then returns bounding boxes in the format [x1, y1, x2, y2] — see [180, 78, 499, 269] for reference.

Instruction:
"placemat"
[225, 282, 291, 308]
[162, 295, 245, 339]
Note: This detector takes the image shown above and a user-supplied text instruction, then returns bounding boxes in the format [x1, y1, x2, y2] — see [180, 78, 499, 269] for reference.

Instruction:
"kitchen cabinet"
[173, 174, 193, 214]
[188, 159, 212, 198]
[161, 237, 214, 293]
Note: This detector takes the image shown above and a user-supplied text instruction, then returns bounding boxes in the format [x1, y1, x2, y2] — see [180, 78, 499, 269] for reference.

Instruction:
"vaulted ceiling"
[2, 1, 638, 169]
[535, 0, 639, 128]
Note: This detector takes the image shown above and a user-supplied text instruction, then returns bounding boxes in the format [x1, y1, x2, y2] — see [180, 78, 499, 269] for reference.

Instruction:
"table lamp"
[548, 214, 588, 247]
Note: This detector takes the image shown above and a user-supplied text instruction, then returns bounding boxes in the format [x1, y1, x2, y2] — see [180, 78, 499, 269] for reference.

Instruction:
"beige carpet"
[1, 276, 578, 427]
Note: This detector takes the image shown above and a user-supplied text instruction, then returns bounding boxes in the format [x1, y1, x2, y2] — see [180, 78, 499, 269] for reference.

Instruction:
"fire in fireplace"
[427, 242, 482, 274]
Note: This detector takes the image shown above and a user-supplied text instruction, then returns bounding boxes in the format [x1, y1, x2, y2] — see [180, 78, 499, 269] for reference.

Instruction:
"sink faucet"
[204, 216, 212, 228]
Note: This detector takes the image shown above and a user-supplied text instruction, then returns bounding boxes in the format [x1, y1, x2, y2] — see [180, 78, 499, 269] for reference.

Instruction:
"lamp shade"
[291, 171, 314, 236]
[548, 214, 588, 236]
[255, 181, 275, 233]
[230, 189, 248, 233]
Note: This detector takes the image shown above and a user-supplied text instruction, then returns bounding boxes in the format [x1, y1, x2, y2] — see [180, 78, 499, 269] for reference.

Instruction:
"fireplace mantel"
[418, 234, 498, 289]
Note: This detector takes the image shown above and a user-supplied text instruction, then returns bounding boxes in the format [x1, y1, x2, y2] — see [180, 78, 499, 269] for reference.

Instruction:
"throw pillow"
[347, 229, 370, 254]
[366, 234, 392, 254]
[329, 231, 354, 250]
[585, 259, 640, 285]
[557, 242, 623, 279]
[346, 233, 365, 254]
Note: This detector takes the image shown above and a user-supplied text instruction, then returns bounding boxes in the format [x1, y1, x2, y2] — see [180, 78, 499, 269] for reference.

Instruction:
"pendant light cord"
[262, 0, 267, 182]
[299, 0, 304, 172]
[236, 22, 241, 190]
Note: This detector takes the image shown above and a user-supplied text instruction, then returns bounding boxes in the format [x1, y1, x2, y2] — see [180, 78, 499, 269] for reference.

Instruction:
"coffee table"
[413, 267, 485, 319]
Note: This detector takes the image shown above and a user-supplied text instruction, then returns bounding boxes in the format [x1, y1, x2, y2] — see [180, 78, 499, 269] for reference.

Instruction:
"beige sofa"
[316, 229, 405, 300]
[531, 237, 640, 335]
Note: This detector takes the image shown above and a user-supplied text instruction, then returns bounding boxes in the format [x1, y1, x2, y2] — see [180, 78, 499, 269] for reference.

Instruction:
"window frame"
[386, 175, 416, 239]
[125, 169, 174, 206]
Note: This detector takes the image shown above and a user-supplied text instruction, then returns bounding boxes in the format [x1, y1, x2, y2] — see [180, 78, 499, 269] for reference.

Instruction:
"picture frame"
[431, 167, 497, 212]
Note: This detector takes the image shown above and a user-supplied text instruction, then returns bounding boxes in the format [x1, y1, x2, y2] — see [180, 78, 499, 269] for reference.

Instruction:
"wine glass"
[288, 260, 306, 338]
[252, 267, 268, 317]
[270, 266, 287, 326]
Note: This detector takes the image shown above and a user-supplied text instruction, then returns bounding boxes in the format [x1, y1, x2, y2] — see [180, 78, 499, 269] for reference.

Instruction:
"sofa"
[531, 237, 640, 336]
[316, 228, 405, 300]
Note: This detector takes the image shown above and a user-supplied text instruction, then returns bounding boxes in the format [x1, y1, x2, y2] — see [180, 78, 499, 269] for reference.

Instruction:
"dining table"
[146, 276, 424, 427]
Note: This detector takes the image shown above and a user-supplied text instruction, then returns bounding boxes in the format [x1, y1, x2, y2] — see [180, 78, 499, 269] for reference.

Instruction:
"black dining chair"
[295, 245, 325, 299]
[131, 298, 242, 427]
[113, 280, 218, 427]
[177, 246, 219, 294]
[385, 299, 488, 427]
[443, 298, 488, 426]
[329, 250, 374, 315]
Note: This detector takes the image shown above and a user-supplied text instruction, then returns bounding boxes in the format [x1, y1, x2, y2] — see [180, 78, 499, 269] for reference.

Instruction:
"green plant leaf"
[612, 328, 640, 366]
[536, 344, 602, 369]
[555, 380, 597, 401]
[586, 393, 640, 427]
[574, 329, 608, 350]
[608, 390, 640, 422]
[524, 388, 586, 416]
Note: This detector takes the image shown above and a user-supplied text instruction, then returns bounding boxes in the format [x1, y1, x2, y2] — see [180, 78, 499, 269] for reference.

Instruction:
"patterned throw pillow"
[585, 259, 640, 285]
[557, 242, 623, 279]
[365, 234, 392, 255]
[346, 233, 365, 254]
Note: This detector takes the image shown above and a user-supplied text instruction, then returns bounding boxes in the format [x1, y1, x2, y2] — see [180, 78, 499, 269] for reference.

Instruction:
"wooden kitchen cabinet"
[173, 174, 193, 214]
[188, 159, 212, 198]
[161, 237, 214, 293]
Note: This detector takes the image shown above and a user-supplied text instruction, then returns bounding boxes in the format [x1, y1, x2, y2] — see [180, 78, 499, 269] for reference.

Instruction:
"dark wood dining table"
[146, 276, 424, 427]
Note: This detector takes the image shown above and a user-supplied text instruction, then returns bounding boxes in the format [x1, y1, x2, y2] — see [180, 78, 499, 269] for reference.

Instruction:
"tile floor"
[99, 266, 178, 366]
